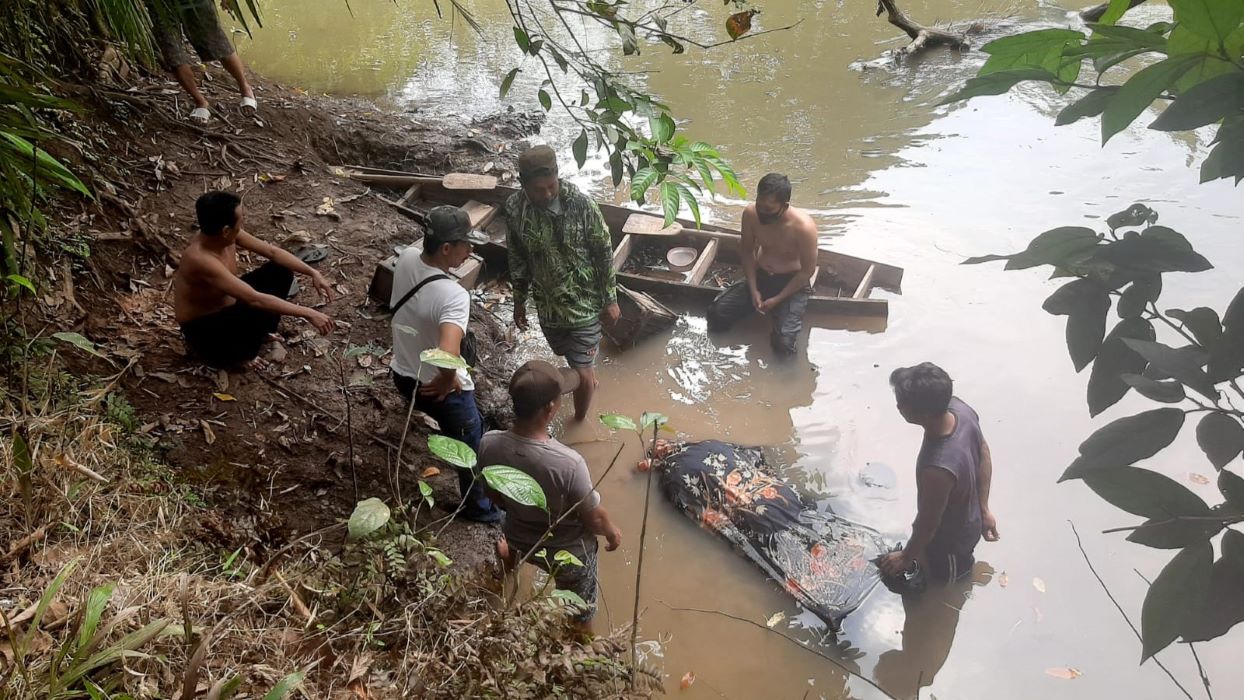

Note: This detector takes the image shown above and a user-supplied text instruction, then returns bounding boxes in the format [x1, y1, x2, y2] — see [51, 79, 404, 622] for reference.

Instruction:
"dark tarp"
[659, 440, 888, 629]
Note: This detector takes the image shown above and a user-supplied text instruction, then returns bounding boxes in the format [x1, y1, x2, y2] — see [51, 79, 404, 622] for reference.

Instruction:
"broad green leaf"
[428, 435, 477, 469]
[1088, 318, 1155, 416]
[551, 588, 588, 608]
[1140, 541, 1212, 661]
[1195, 413, 1244, 469]
[52, 331, 106, 359]
[660, 181, 680, 226]
[1117, 275, 1162, 320]
[630, 167, 659, 203]
[940, 68, 1061, 105]
[1200, 115, 1244, 185]
[1150, 73, 1244, 131]
[1166, 25, 1244, 91]
[512, 26, 531, 53]
[1101, 55, 1203, 143]
[1090, 226, 1212, 274]
[641, 411, 669, 430]
[1168, 307, 1223, 347]
[348, 497, 391, 540]
[1055, 87, 1119, 126]
[5, 273, 35, 295]
[1209, 286, 1244, 381]
[1124, 339, 1217, 399]
[1099, 0, 1139, 25]
[609, 151, 624, 187]
[979, 29, 1084, 76]
[963, 226, 1099, 269]
[599, 413, 638, 431]
[1061, 408, 1186, 480]
[674, 182, 702, 229]
[420, 348, 470, 370]
[1220, 469, 1244, 510]
[1083, 466, 1212, 519]
[554, 549, 584, 568]
[1181, 529, 1244, 642]
[0, 132, 91, 196]
[1042, 278, 1110, 372]
[499, 67, 520, 98]
[572, 129, 589, 168]
[538, 89, 552, 111]
[1169, 0, 1244, 43]
[1087, 23, 1170, 51]
[262, 672, 306, 700]
[483, 465, 547, 511]
[1120, 373, 1187, 403]
[1128, 515, 1224, 548]
[427, 548, 453, 567]
[649, 113, 676, 143]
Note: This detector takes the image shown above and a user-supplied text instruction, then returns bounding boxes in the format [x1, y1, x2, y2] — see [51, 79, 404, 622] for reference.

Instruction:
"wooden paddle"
[342, 170, 498, 190]
[622, 212, 683, 236]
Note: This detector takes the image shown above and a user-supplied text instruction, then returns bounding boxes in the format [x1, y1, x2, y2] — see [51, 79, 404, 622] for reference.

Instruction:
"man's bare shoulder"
[176, 240, 224, 279]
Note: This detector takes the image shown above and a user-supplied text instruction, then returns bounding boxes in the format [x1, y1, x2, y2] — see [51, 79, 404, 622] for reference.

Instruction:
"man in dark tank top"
[878, 362, 999, 583]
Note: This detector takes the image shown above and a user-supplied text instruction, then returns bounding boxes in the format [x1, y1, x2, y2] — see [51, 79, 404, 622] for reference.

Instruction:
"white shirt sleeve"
[437, 286, 471, 332]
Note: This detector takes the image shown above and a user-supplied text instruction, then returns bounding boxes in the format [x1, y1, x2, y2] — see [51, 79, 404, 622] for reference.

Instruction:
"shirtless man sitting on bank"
[174, 190, 335, 369]
[707, 173, 818, 356]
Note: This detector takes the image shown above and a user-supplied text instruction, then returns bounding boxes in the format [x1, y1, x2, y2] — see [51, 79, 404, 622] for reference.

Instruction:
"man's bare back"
[742, 203, 819, 276]
[174, 238, 242, 323]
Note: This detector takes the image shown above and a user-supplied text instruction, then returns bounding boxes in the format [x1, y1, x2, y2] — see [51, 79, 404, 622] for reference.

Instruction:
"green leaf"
[428, 435, 477, 469]
[1120, 373, 1187, 403]
[609, 151, 624, 187]
[262, 672, 306, 700]
[1181, 529, 1244, 642]
[512, 26, 531, 53]
[1102, 55, 1203, 143]
[940, 68, 1062, 105]
[649, 113, 676, 143]
[52, 331, 105, 360]
[1196, 413, 1244, 469]
[427, 548, 453, 567]
[1091, 226, 1212, 274]
[5, 273, 35, 295]
[1169, 0, 1244, 43]
[482, 465, 548, 511]
[1168, 307, 1223, 348]
[348, 497, 391, 540]
[964, 226, 1100, 269]
[420, 348, 469, 370]
[551, 588, 589, 608]
[1209, 285, 1244, 380]
[1089, 319, 1156, 415]
[572, 129, 589, 169]
[1220, 469, 1244, 510]
[1128, 516, 1224, 548]
[1043, 278, 1110, 372]
[538, 89, 552, 111]
[1061, 408, 1186, 480]
[600, 413, 638, 431]
[1117, 275, 1162, 320]
[0, 132, 91, 197]
[641, 411, 669, 430]
[659, 181, 680, 226]
[418, 480, 434, 507]
[1124, 339, 1217, 400]
[11, 430, 32, 475]
[1055, 87, 1120, 126]
[630, 167, 659, 203]
[979, 29, 1085, 76]
[1150, 73, 1244, 131]
[1083, 466, 1212, 519]
[673, 183, 701, 229]
[554, 549, 584, 568]
[1140, 541, 1212, 661]
[78, 583, 117, 653]
[499, 67, 520, 98]
[1099, 0, 1139, 25]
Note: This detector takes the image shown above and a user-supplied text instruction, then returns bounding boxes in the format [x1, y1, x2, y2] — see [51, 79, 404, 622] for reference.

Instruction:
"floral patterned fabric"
[659, 440, 888, 629]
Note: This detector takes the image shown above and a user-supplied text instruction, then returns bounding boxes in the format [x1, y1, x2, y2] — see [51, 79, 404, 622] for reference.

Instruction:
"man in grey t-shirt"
[879, 362, 999, 584]
[478, 360, 623, 628]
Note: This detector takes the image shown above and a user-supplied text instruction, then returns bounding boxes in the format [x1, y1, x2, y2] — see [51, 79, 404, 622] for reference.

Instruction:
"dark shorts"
[149, 0, 236, 70]
[541, 320, 602, 369]
[706, 269, 811, 356]
[512, 537, 599, 622]
[925, 549, 975, 584]
[180, 262, 291, 368]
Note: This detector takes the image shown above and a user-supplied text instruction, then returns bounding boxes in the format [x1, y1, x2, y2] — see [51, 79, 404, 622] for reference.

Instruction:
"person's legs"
[240, 261, 294, 298]
[219, 53, 255, 100]
[542, 322, 602, 422]
[171, 64, 210, 109]
[706, 280, 755, 332]
[548, 539, 599, 632]
[181, 302, 272, 368]
[147, 1, 210, 111]
[414, 389, 501, 521]
[572, 367, 595, 422]
[769, 283, 811, 357]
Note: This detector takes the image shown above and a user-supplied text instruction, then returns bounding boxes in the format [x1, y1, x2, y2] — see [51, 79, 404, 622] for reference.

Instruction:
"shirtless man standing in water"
[707, 173, 818, 356]
[174, 190, 335, 369]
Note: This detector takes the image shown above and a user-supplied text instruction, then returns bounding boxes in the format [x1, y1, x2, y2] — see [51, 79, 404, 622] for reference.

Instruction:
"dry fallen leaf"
[998, 571, 1009, 588]
[212, 393, 235, 402]
[1045, 667, 1082, 680]
[1188, 473, 1210, 485]
[679, 671, 695, 690]
[1033, 577, 1047, 594]
[420, 466, 441, 478]
[201, 420, 216, 445]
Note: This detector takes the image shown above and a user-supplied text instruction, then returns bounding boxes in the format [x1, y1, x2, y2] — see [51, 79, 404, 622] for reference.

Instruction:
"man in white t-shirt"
[390, 206, 502, 523]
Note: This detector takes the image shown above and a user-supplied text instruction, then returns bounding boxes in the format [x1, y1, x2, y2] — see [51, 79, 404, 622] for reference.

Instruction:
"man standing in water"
[706, 173, 818, 356]
[879, 363, 999, 583]
[505, 145, 620, 422]
[175, 191, 335, 368]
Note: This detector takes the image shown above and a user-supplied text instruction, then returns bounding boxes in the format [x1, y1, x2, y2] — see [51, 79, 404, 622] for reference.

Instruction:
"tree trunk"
[875, 0, 970, 60]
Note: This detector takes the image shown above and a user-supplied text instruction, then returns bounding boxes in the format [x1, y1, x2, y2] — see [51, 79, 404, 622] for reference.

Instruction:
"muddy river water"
[234, 1, 1244, 697]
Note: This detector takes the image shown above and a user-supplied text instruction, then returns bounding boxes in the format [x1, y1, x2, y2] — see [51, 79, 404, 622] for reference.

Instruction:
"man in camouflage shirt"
[505, 145, 620, 422]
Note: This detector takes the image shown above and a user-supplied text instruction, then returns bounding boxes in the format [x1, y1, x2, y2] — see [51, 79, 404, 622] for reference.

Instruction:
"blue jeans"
[392, 372, 498, 517]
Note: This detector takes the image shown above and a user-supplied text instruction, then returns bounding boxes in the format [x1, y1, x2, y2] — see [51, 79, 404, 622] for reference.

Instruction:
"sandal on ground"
[293, 245, 328, 264]
[240, 95, 258, 115]
[189, 106, 211, 124]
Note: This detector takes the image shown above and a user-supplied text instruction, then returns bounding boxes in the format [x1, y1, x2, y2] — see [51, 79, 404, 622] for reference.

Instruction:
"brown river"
[234, 1, 1244, 697]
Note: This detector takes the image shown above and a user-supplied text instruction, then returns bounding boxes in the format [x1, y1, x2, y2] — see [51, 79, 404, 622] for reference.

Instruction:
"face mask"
[758, 204, 786, 225]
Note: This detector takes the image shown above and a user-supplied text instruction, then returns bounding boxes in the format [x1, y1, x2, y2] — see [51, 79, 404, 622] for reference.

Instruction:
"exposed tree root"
[875, 0, 972, 61]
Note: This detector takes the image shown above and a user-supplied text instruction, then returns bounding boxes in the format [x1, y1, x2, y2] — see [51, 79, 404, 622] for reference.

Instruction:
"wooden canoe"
[349, 166, 903, 319]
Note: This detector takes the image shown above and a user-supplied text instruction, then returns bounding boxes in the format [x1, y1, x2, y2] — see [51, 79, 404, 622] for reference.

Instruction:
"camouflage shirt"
[504, 180, 618, 330]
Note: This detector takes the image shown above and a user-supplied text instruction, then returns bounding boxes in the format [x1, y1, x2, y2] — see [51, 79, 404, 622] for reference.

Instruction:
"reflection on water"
[238, 1, 1244, 697]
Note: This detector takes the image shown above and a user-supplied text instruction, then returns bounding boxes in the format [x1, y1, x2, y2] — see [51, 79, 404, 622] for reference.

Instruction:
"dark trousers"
[180, 262, 292, 368]
[392, 372, 497, 516]
[706, 270, 811, 356]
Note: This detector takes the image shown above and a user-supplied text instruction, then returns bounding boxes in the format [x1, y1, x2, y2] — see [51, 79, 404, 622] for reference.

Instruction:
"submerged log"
[875, 0, 971, 60]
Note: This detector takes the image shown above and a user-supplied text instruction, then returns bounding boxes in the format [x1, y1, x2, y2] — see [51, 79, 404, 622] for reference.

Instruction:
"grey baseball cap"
[426, 205, 488, 246]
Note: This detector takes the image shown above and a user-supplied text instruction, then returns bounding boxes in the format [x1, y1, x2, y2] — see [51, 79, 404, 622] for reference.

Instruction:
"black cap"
[426, 205, 487, 246]
[509, 360, 580, 417]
